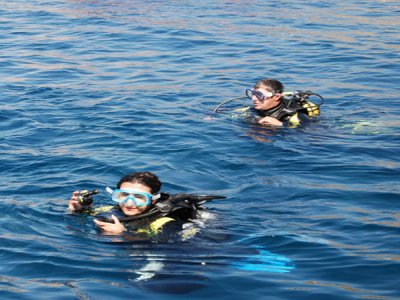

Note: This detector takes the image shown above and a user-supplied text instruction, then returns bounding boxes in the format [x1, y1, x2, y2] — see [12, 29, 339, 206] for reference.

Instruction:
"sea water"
[1, 0, 399, 299]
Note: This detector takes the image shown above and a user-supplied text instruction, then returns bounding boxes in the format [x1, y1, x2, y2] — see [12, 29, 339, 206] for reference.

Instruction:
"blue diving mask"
[106, 187, 155, 207]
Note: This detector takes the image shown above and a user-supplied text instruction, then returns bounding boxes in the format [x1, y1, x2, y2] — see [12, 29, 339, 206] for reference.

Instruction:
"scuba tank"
[283, 90, 323, 118]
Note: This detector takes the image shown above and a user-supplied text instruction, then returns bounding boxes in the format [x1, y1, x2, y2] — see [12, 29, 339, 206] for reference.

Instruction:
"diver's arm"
[93, 215, 127, 235]
[258, 116, 283, 126]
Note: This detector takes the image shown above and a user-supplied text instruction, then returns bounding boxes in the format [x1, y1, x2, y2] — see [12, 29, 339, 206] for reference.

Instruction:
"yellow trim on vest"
[289, 112, 300, 126]
[136, 216, 175, 237]
[180, 226, 200, 241]
[303, 101, 320, 117]
[150, 217, 175, 233]
[92, 206, 115, 215]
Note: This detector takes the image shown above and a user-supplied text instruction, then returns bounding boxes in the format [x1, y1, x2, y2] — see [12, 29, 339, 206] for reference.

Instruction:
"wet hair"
[117, 172, 162, 194]
[253, 78, 284, 94]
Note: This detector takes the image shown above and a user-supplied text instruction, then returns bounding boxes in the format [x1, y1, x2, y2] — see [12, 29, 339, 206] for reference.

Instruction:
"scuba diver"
[214, 78, 323, 127]
[68, 172, 294, 282]
[68, 171, 225, 238]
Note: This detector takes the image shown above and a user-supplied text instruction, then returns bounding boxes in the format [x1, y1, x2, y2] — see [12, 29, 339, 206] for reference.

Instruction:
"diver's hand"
[68, 191, 83, 211]
[93, 215, 127, 235]
[258, 116, 283, 126]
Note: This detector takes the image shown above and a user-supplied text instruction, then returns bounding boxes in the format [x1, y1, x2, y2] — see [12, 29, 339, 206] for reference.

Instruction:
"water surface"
[1, 0, 399, 299]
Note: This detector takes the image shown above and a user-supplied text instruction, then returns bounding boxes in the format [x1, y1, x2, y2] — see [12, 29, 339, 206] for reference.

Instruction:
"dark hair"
[253, 78, 284, 94]
[117, 172, 162, 194]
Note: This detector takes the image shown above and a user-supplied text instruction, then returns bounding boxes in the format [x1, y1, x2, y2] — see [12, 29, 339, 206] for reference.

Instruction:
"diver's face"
[118, 182, 153, 216]
[252, 85, 280, 110]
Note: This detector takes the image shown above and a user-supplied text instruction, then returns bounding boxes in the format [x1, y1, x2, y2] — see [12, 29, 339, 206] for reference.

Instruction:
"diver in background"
[246, 78, 320, 126]
[68, 171, 224, 239]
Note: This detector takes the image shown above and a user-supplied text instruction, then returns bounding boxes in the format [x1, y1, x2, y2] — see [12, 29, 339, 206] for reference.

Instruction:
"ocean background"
[1, 0, 399, 299]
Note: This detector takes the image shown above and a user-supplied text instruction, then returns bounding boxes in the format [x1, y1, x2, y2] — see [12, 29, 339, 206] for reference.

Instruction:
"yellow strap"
[303, 101, 320, 117]
[150, 217, 175, 234]
[136, 217, 175, 237]
[289, 112, 300, 126]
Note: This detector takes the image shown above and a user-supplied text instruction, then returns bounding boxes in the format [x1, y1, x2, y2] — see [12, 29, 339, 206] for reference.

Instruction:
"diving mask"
[245, 89, 273, 103]
[110, 188, 153, 207]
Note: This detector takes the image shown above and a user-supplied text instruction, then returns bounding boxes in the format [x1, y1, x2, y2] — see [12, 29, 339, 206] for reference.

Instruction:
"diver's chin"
[121, 206, 140, 216]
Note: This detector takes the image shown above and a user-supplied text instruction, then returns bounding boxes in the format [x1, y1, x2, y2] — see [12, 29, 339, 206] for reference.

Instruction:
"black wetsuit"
[253, 97, 319, 125]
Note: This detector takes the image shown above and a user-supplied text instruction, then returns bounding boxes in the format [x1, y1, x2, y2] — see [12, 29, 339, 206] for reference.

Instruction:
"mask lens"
[112, 191, 129, 202]
[246, 89, 265, 102]
[131, 193, 148, 205]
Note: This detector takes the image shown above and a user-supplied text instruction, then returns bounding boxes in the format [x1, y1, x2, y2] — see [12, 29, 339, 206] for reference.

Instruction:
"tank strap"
[302, 101, 320, 117]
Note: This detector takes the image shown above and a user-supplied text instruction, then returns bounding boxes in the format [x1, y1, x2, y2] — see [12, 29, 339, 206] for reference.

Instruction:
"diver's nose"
[124, 197, 136, 207]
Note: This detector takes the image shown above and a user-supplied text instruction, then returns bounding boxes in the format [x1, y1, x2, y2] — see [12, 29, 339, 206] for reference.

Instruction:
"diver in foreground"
[68, 172, 294, 276]
[214, 78, 323, 127]
[68, 171, 225, 238]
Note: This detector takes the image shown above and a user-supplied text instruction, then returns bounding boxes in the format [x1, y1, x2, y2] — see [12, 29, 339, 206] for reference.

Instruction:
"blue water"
[1, 0, 400, 299]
